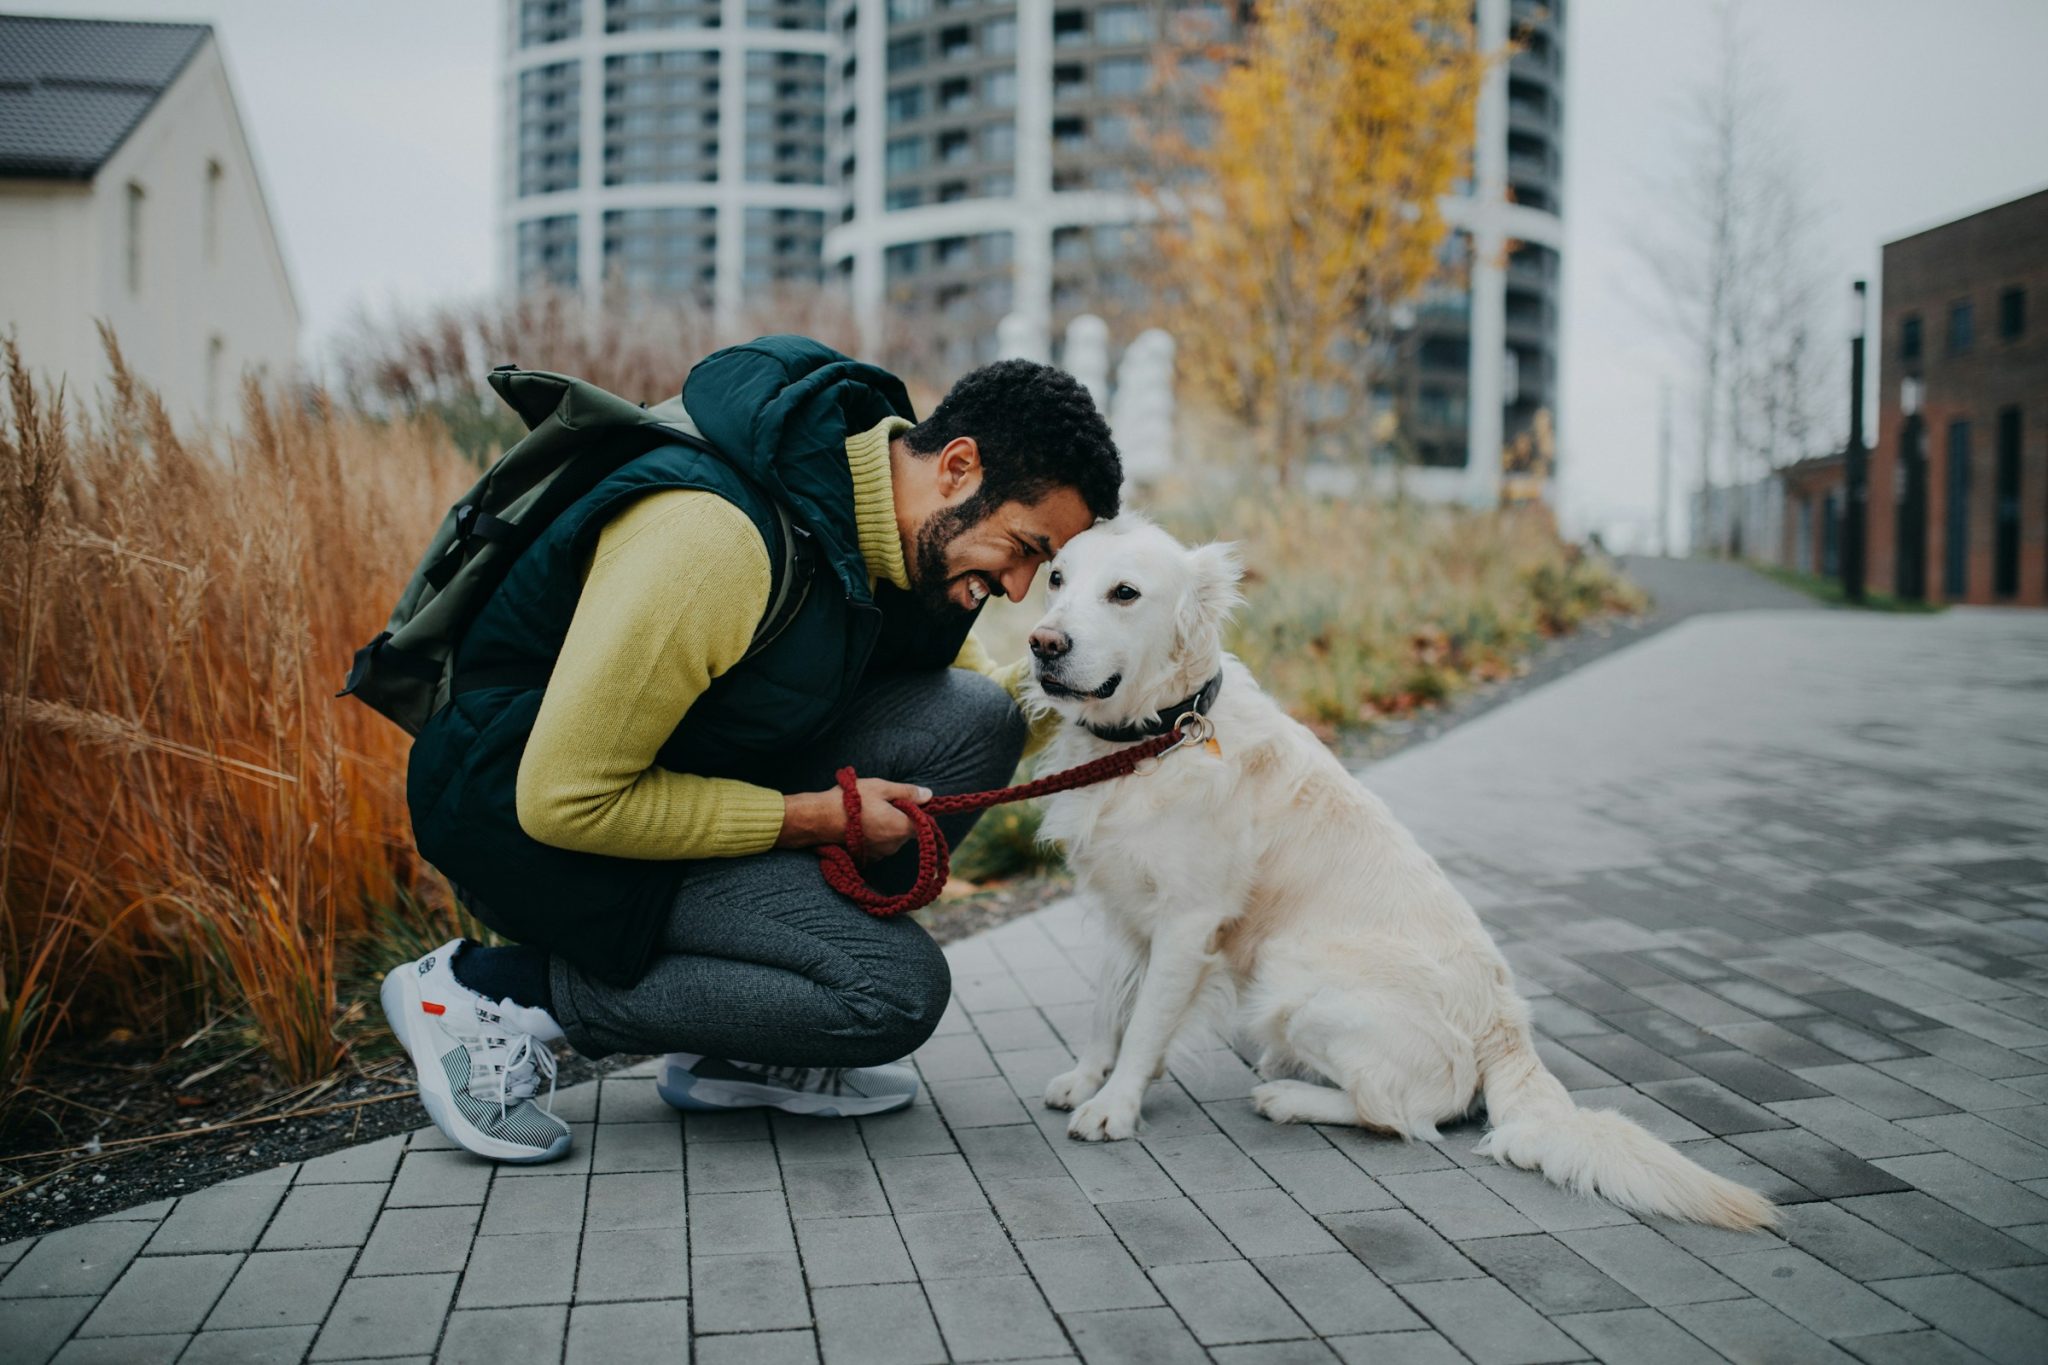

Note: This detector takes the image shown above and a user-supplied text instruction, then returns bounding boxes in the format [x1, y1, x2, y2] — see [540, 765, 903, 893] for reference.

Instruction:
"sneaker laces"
[467, 1004, 559, 1121]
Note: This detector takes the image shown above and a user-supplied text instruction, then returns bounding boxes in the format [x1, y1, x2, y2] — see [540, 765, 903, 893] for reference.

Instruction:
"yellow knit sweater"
[514, 415, 1049, 860]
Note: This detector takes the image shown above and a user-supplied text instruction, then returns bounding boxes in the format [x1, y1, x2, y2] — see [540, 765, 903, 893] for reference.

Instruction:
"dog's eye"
[1111, 583, 1140, 602]
[1048, 570, 1062, 590]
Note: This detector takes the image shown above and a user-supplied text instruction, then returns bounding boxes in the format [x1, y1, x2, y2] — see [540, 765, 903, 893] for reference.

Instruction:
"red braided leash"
[816, 723, 1195, 917]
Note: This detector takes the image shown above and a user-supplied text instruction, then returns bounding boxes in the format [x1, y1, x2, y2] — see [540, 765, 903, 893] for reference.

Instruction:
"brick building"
[1868, 186, 2048, 606]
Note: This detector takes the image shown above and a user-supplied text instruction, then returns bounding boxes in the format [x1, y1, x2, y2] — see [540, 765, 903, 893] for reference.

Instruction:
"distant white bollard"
[1111, 328, 1176, 489]
[1063, 314, 1110, 407]
[996, 312, 1048, 365]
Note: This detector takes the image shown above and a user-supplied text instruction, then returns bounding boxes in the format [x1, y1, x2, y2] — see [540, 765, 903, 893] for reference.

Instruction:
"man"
[384, 336, 1122, 1163]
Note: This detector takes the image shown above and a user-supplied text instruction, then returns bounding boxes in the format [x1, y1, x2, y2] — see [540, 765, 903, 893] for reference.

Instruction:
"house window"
[1948, 299, 1973, 356]
[203, 159, 223, 264]
[1900, 314, 1921, 362]
[125, 182, 145, 294]
[2000, 286, 2026, 340]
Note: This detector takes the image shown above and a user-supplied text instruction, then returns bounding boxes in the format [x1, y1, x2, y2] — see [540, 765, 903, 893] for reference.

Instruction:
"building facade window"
[2000, 286, 2026, 340]
[1097, 4, 1155, 44]
[517, 214, 580, 289]
[125, 181, 144, 294]
[203, 158, 223, 265]
[519, 61, 582, 195]
[605, 0, 722, 33]
[1948, 299, 1974, 355]
[1995, 406, 2021, 597]
[886, 135, 924, 173]
[1945, 418, 1971, 598]
[1900, 314, 1922, 362]
[521, 0, 580, 47]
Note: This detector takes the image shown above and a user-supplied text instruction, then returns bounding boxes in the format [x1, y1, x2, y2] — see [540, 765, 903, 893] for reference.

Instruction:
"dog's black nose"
[1029, 627, 1071, 660]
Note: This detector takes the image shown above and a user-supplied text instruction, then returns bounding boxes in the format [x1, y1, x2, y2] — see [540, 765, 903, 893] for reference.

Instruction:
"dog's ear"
[1177, 540, 1245, 644]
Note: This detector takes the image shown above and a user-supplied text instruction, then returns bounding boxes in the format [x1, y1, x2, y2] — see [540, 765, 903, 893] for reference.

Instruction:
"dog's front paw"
[1067, 1091, 1141, 1142]
[1044, 1066, 1105, 1111]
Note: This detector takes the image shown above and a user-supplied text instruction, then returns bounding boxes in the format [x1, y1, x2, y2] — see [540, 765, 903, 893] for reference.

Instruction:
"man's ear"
[938, 436, 982, 499]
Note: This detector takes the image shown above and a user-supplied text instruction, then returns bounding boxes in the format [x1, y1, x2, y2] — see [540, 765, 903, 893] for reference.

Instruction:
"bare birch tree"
[1636, 0, 1837, 555]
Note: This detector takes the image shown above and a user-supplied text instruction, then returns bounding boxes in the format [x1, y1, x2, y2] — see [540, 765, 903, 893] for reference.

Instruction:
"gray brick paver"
[1017, 1235, 1163, 1313]
[1393, 1279, 1584, 1365]
[1553, 1225, 1745, 1307]
[811, 1283, 946, 1365]
[793, 1214, 916, 1287]
[0, 1222, 153, 1299]
[457, 1230, 578, 1308]
[574, 1225, 689, 1303]
[896, 1207, 1025, 1280]
[179, 1323, 322, 1364]
[307, 1270, 457, 1361]
[924, 1274, 1069, 1361]
[583, 1170, 687, 1231]
[438, 1303, 567, 1365]
[564, 1299, 690, 1365]
[203, 1248, 354, 1331]
[354, 1201, 480, 1276]
[1254, 1252, 1425, 1337]
[1871, 1273, 2048, 1365]
[1152, 1258, 1313, 1346]
[141, 1182, 285, 1255]
[693, 1250, 811, 1333]
[1709, 1245, 1920, 1339]
[74, 1250, 240, 1338]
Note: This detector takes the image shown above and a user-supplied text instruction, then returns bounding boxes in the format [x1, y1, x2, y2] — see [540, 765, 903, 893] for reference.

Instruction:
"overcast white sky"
[24, 0, 2048, 542]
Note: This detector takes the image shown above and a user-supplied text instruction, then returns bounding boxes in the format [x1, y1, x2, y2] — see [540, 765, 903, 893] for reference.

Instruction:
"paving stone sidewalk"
[5, 604, 2048, 1364]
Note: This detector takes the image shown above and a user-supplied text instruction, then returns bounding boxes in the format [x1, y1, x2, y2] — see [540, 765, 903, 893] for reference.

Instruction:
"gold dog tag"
[1203, 737, 1222, 757]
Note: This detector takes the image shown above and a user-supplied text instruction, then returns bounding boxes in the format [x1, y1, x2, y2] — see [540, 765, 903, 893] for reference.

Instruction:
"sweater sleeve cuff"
[702, 781, 790, 859]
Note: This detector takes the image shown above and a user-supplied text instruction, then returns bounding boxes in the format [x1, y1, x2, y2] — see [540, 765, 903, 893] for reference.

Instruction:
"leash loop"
[816, 720, 1197, 918]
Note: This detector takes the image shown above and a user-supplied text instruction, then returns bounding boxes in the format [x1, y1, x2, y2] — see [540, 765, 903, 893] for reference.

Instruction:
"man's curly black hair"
[903, 358, 1122, 525]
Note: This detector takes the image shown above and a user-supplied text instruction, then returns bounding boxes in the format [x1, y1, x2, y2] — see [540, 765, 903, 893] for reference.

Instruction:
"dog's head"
[1025, 514, 1243, 729]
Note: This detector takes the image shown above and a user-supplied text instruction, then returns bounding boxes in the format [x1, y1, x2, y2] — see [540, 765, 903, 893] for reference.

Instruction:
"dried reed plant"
[0, 329, 470, 1116]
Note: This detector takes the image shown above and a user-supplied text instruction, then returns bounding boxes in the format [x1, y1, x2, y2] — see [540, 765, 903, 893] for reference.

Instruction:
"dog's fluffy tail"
[1472, 997, 1775, 1231]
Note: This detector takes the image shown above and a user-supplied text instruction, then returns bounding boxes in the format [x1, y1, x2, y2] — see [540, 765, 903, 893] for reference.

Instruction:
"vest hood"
[682, 335, 917, 600]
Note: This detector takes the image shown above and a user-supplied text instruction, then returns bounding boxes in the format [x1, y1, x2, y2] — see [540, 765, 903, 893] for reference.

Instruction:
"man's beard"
[908, 496, 993, 616]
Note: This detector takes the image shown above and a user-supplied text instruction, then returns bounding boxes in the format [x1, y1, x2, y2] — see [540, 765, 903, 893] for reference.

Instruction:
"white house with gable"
[0, 13, 298, 425]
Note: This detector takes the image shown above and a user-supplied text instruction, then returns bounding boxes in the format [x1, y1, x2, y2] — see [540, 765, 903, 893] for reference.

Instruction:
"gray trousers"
[547, 667, 1028, 1065]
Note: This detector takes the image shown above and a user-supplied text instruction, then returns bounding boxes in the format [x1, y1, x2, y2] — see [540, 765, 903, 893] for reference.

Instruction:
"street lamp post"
[1842, 280, 1869, 603]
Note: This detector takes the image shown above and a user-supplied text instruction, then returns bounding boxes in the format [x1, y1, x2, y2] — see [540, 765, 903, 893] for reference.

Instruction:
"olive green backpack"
[338, 366, 812, 736]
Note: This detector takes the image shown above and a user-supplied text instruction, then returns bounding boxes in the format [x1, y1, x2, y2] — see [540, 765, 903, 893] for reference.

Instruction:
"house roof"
[0, 13, 211, 180]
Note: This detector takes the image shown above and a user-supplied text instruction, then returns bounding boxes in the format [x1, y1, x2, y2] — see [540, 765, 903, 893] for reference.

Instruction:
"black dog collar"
[1081, 671, 1224, 743]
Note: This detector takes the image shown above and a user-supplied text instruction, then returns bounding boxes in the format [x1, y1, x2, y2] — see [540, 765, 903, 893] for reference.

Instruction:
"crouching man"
[385, 337, 1121, 1161]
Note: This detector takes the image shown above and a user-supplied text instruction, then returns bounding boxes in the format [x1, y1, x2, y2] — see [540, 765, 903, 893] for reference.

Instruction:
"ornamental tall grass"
[0, 330, 468, 1118]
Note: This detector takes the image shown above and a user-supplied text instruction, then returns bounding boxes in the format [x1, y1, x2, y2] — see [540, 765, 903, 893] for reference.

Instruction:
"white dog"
[1025, 515, 1774, 1230]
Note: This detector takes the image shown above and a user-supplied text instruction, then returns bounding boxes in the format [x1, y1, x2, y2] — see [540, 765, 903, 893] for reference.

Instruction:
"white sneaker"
[656, 1053, 918, 1118]
[380, 938, 572, 1163]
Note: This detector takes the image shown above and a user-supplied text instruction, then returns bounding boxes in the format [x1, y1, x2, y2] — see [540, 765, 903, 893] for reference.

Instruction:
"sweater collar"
[844, 415, 912, 593]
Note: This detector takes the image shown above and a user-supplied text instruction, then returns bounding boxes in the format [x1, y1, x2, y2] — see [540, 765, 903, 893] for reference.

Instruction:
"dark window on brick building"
[1900, 314, 1921, 362]
[1949, 300, 1974, 355]
[2000, 286, 2026, 339]
[1946, 419, 1971, 597]
[1995, 406, 2021, 597]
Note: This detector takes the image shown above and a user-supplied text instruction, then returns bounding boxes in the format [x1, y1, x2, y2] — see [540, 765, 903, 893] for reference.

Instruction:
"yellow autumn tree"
[1146, 0, 1489, 482]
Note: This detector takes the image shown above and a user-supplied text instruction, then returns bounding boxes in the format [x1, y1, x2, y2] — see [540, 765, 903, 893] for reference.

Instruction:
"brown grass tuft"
[0, 332, 470, 1114]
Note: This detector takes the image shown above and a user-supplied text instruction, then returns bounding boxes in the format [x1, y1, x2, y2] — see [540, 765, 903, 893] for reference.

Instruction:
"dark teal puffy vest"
[406, 337, 978, 985]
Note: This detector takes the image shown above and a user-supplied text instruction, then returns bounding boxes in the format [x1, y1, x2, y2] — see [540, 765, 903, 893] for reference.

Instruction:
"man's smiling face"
[895, 433, 1097, 615]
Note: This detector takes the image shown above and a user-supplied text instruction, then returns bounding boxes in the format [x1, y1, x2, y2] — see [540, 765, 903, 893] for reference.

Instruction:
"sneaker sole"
[655, 1069, 915, 1118]
[381, 968, 572, 1165]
